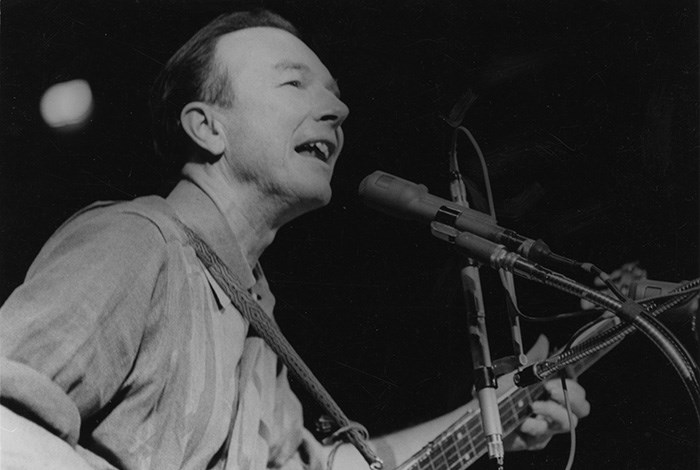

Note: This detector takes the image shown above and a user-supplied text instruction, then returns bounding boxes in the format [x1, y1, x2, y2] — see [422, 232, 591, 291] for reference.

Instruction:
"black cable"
[538, 290, 700, 423]
[584, 263, 628, 302]
[561, 375, 577, 470]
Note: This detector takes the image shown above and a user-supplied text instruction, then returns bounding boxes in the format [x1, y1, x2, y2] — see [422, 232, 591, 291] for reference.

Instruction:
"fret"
[500, 412, 518, 432]
[417, 453, 434, 470]
[447, 416, 479, 466]
[444, 434, 464, 467]
[517, 387, 535, 413]
[523, 382, 544, 406]
[513, 389, 532, 420]
[505, 392, 518, 426]
[454, 424, 477, 467]
[445, 413, 483, 468]
[465, 417, 482, 454]
[466, 416, 485, 465]
[435, 444, 449, 470]
[442, 433, 458, 456]
[443, 440, 459, 467]
[451, 439, 475, 469]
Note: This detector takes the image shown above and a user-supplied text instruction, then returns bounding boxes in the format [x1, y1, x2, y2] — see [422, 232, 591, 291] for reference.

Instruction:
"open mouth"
[294, 140, 336, 163]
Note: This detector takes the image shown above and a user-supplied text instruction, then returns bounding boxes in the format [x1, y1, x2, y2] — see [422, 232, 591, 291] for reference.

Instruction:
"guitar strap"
[173, 217, 383, 470]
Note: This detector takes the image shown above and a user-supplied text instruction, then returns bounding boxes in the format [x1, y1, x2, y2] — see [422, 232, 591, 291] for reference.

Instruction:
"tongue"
[295, 145, 321, 159]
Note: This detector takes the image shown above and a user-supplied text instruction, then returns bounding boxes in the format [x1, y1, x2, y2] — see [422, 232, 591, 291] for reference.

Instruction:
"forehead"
[215, 27, 332, 82]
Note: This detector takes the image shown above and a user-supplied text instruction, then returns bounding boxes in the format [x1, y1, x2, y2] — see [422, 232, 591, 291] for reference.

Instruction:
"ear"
[180, 102, 226, 159]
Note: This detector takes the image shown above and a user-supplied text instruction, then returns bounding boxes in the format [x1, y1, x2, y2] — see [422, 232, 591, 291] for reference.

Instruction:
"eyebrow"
[273, 60, 341, 98]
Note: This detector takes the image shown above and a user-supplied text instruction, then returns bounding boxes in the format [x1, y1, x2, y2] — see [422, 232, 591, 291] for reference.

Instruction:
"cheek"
[335, 128, 345, 154]
[224, 92, 310, 162]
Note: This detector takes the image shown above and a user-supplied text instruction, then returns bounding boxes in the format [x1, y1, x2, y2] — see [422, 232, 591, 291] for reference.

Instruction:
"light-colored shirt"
[0, 179, 324, 469]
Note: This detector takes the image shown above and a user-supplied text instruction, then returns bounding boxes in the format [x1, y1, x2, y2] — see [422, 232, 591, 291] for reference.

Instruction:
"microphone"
[629, 279, 699, 318]
[359, 171, 580, 273]
[629, 279, 686, 301]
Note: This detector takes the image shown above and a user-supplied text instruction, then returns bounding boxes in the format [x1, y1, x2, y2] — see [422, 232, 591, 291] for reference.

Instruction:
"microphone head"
[356, 171, 379, 199]
[628, 278, 698, 320]
[358, 171, 433, 221]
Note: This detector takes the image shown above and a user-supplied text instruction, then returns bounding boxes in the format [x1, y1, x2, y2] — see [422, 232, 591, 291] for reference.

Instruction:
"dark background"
[1, 0, 698, 468]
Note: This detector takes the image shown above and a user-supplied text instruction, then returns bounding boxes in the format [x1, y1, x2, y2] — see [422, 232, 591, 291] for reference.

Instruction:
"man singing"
[0, 9, 589, 469]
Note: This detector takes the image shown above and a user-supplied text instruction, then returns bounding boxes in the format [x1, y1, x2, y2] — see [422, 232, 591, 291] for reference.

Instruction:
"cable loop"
[323, 421, 370, 445]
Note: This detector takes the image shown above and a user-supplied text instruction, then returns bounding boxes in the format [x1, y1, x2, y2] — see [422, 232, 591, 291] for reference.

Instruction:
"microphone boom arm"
[430, 222, 700, 422]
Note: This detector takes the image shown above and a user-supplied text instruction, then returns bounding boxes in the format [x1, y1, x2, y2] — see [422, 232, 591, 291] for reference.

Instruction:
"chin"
[310, 187, 333, 209]
[286, 193, 331, 224]
[298, 185, 332, 213]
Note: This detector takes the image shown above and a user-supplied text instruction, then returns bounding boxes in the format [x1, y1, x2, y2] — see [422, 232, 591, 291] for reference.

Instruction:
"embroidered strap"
[175, 219, 383, 470]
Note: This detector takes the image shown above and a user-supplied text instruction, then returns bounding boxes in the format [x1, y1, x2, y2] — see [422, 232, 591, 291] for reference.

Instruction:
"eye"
[284, 80, 302, 88]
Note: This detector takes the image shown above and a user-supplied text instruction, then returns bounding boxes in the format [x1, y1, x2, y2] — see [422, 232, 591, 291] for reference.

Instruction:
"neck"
[180, 162, 281, 267]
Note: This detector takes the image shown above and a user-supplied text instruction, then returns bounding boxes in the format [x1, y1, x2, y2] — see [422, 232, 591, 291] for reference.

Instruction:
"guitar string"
[402, 382, 546, 469]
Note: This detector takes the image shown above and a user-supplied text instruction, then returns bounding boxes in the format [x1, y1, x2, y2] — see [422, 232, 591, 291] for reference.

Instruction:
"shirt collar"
[166, 179, 256, 290]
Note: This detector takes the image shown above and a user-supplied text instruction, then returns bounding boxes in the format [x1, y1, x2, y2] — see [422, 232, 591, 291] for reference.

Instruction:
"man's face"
[212, 27, 349, 216]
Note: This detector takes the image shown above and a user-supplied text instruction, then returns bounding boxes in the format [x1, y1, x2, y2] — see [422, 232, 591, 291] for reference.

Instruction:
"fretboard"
[396, 320, 618, 470]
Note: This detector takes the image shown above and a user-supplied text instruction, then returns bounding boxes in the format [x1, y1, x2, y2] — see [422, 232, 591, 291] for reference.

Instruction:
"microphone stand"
[431, 223, 700, 423]
[448, 170, 505, 469]
[462, 260, 505, 469]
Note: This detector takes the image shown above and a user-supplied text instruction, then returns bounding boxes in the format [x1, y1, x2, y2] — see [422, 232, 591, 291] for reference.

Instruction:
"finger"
[543, 379, 581, 401]
[504, 431, 548, 452]
[530, 401, 579, 433]
[543, 379, 591, 418]
[519, 416, 549, 436]
[516, 417, 554, 451]
[560, 379, 590, 417]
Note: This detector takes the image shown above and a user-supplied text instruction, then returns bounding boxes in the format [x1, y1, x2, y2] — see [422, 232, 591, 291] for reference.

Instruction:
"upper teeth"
[300, 141, 331, 160]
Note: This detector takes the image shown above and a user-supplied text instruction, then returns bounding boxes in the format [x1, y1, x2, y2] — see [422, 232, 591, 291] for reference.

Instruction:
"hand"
[504, 378, 590, 451]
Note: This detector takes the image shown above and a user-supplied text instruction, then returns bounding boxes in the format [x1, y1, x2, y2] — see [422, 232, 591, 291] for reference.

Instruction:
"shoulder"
[27, 196, 186, 278]
[55, 195, 188, 251]
[67, 196, 184, 244]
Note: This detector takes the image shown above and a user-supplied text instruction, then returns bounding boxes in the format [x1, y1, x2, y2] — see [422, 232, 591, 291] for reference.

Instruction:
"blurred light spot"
[40, 79, 94, 129]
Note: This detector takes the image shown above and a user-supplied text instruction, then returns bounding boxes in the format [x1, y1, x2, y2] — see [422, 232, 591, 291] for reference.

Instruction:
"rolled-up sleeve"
[0, 207, 169, 446]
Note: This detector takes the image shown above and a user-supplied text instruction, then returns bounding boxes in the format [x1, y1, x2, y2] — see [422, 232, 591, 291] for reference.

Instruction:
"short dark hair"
[149, 9, 299, 173]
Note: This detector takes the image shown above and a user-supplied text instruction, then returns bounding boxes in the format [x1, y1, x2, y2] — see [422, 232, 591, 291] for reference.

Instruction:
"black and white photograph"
[1, 1, 698, 469]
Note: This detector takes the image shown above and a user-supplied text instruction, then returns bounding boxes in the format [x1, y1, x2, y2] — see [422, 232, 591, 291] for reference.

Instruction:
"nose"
[316, 90, 349, 128]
